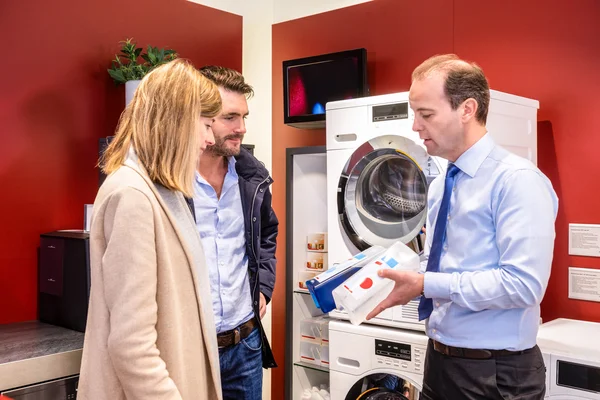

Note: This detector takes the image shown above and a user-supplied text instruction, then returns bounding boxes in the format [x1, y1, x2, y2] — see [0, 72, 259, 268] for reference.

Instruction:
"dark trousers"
[420, 340, 546, 400]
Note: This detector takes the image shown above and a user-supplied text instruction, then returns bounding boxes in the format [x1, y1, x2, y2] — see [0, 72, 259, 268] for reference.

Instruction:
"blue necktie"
[418, 163, 460, 321]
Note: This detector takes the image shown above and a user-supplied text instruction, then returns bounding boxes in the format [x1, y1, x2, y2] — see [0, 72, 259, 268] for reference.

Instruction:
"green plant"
[107, 38, 177, 85]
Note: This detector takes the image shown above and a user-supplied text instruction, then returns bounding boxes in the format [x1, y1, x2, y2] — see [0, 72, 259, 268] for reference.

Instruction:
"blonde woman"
[78, 59, 223, 400]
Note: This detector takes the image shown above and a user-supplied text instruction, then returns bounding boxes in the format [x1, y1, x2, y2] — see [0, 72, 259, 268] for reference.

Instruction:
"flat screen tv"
[283, 48, 368, 129]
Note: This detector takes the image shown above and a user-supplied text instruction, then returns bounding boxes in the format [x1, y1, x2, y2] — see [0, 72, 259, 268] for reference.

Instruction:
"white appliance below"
[538, 318, 600, 399]
[329, 320, 427, 399]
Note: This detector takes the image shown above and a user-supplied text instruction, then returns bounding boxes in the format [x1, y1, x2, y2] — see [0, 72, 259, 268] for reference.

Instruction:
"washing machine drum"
[360, 155, 426, 220]
[339, 134, 438, 251]
[356, 387, 409, 400]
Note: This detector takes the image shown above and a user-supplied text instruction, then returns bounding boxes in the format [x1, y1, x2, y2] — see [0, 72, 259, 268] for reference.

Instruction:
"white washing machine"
[325, 90, 539, 330]
[329, 320, 427, 400]
[537, 318, 600, 399]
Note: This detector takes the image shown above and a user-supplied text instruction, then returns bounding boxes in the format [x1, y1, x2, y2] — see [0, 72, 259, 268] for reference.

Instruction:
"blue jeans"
[219, 326, 263, 400]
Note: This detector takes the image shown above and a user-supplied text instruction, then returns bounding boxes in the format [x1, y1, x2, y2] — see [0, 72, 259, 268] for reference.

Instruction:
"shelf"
[293, 361, 329, 373]
[286, 148, 329, 399]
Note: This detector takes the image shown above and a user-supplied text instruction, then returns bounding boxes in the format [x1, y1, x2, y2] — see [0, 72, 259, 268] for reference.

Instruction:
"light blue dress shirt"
[194, 157, 254, 333]
[422, 133, 558, 351]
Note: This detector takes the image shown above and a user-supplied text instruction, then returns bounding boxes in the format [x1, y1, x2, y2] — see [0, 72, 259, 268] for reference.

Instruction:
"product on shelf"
[300, 341, 322, 365]
[306, 232, 328, 252]
[298, 317, 330, 369]
[298, 270, 320, 290]
[306, 251, 328, 270]
[300, 318, 323, 343]
[299, 316, 330, 345]
[301, 385, 330, 400]
[320, 343, 329, 367]
[332, 241, 420, 325]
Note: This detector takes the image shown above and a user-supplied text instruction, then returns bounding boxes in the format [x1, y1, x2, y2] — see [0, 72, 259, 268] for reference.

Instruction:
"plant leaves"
[108, 68, 127, 85]
[109, 38, 178, 84]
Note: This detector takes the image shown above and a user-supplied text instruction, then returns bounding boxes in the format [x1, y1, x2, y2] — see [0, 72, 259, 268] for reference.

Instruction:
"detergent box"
[331, 241, 420, 325]
[305, 246, 385, 313]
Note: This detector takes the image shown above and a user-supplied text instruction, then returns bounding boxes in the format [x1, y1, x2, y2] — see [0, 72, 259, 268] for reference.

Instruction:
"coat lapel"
[123, 156, 222, 396]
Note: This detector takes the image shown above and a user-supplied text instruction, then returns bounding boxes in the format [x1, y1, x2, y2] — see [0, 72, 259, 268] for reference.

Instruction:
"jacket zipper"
[250, 175, 270, 269]
[250, 176, 271, 357]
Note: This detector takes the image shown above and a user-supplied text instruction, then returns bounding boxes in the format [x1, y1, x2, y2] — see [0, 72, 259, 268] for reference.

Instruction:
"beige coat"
[78, 155, 222, 400]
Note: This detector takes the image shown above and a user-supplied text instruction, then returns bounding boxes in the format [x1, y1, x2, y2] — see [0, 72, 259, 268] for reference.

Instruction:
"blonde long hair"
[101, 59, 222, 197]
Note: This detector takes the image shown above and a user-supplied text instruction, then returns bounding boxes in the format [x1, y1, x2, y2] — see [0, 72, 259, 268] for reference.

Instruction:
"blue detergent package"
[306, 246, 385, 313]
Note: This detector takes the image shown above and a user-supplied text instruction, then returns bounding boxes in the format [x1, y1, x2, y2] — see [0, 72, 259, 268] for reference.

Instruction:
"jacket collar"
[234, 147, 273, 184]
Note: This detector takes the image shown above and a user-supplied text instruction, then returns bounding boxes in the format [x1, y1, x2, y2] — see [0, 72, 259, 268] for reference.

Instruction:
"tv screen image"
[283, 48, 368, 128]
[288, 56, 361, 117]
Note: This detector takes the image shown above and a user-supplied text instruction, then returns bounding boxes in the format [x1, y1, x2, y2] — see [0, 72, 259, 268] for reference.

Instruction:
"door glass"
[339, 137, 433, 250]
[356, 154, 427, 223]
[345, 373, 419, 399]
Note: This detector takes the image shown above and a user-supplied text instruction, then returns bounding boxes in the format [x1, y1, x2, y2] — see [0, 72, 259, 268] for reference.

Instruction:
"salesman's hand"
[366, 270, 424, 320]
[259, 293, 267, 319]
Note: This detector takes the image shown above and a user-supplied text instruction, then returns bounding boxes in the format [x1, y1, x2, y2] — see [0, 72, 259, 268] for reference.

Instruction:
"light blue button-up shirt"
[423, 133, 558, 351]
[194, 157, 254, 333]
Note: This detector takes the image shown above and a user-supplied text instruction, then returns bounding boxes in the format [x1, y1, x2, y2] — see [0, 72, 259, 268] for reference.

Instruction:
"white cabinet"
[285, 147, 330, 400]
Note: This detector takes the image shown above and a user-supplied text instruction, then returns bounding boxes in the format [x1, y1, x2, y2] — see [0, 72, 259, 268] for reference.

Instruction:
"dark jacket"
[187, 147, 278, 368]
[234, 147, 278, 368]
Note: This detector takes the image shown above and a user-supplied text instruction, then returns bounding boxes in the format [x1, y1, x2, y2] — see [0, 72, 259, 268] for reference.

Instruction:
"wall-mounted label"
[568, 267, 600, 302]
[568, 223, 600, 257]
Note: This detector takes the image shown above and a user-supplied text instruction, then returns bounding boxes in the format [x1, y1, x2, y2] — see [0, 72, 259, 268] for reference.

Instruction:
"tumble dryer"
[326, 90, 539, 330]
[537, 318, 600, 399]
[329, 320, 427, 400]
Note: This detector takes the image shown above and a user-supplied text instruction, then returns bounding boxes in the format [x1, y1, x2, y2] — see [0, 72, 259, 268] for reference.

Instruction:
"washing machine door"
[343, 373, 419, 400]
[338, 134, 442, 251]
[356, 388, 409, 400]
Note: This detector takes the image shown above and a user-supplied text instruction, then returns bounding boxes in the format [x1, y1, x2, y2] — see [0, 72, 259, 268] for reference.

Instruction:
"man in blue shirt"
[367, 54, 558, 399]
[195, 66, 278, 400]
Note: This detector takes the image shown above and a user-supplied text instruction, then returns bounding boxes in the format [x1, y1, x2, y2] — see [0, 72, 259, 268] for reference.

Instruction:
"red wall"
[0, 0, 242, 324]
[271, 0, 600, 397]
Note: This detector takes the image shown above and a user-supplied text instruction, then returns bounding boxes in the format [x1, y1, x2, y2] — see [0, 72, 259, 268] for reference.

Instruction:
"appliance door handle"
[336, 357, 360, 368]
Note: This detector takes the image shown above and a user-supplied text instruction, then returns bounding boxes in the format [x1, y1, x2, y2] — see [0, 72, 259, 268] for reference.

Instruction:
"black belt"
[217, 317, 257, 348]
[431, 339, 532, 360]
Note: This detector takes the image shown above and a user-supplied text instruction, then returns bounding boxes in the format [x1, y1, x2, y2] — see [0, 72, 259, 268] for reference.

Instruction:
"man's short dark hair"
[199, 65, 254, 98]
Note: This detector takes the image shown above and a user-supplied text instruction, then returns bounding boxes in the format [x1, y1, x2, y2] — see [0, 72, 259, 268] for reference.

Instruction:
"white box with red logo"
[331, 241, 420, 325]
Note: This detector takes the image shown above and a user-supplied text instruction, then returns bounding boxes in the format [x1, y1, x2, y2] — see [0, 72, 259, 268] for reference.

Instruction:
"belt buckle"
[234, 328, 241, 345]
[481, 349, 492, 359]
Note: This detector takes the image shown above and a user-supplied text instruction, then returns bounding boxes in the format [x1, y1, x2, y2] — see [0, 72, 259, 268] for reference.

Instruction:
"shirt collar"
[454, 133, 495, 178]
[125, 145, 139, 167]
[195, 156, 238, 184]
[226, 155, 238, 178]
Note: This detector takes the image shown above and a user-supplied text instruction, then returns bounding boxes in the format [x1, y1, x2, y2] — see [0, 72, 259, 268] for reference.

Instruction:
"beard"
[205, 133, 243, 157]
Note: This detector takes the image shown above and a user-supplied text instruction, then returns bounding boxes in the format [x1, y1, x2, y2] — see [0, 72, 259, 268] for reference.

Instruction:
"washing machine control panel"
[375, 339, 426, 374]
[372, 102, 409, 122]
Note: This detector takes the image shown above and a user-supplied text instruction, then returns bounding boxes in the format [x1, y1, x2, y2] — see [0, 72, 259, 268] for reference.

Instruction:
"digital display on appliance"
[372, 102, 409, 122]
[283, 48, 368, 127]
[557, 360, 600, 393]
[375, 339, 411, 361]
